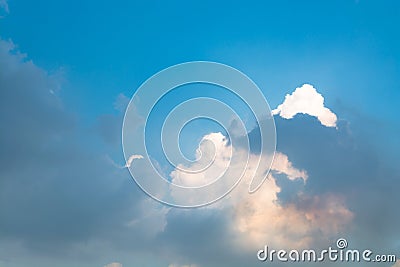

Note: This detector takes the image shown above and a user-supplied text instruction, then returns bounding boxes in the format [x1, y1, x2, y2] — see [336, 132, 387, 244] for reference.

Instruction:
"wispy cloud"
[125, 154, 144, 168]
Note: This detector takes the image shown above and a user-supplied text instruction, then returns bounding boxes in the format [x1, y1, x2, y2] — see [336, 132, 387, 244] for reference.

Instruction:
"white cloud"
[272, 84, 337, 127]
[169, 131, 352, 250]
[104, 263, 123, 267]
[170, 132, 230, 188]
[228, 151, 352, 250]
[232, 186, 353, 250]
[168, 132, 235, 206]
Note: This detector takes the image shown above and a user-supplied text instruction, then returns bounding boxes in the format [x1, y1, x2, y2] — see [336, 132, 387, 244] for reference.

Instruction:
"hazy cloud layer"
[0, 38, 166, 267]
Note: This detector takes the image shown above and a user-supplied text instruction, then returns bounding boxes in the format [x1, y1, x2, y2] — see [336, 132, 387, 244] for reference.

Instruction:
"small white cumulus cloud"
[272, 84, 338, 127]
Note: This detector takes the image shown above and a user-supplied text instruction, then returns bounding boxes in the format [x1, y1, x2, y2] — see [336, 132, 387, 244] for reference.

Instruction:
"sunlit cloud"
[272, 84, 337, 127]
[169, 128, 352, 251]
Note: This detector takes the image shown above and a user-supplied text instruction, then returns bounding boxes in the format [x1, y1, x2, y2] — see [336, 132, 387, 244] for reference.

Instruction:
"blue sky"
[0, 1, 399, 267]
